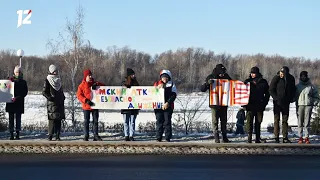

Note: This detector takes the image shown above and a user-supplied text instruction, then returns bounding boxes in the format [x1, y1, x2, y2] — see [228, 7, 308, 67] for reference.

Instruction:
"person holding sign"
[42, 64, 65, 141]
[77, 69, 105, 141]
[121, 68, 140, 141]
[200, 64, 232, 143]
[153, 70, 177, 142]
[243, 67, 270, 143]
[5, 65, 28, 140]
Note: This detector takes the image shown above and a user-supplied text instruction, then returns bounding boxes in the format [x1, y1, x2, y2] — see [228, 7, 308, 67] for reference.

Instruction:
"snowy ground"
[0, 91, 319, 143]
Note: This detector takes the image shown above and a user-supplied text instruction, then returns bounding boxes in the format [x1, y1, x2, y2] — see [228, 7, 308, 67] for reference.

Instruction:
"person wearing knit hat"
[269, 66, 296, 143]
[153, 69, 177, 142]
[200, 63, 232, 143]
[5, 65, 28, 140]
[295, 70, 319, 144]
[77, 69, 105, 141]
[121, 68, 139, 141]
[43, 64, 65, 141]
[243, 66, 270, 143]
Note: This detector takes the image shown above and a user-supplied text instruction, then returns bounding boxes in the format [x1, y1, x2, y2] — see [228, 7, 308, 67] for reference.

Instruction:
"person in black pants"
[153, 70, 177, 142]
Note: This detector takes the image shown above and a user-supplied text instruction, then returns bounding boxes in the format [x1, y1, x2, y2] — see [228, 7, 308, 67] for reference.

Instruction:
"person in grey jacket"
[295, 71, 319, 144]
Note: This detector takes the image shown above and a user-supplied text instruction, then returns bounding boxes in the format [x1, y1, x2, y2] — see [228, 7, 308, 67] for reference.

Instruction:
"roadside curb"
[0, 141, 319, 155]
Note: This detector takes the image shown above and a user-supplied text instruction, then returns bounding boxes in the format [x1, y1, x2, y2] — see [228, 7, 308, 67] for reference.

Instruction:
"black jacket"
[236, 109, 245, 126]
[120, 77, 139, 115]
[5, 76, 28, 114]
[243, 75, 270, 111]
[200, 68, 232, 108]
[269, 72, 296, 107]
[42, 79, 65, 120]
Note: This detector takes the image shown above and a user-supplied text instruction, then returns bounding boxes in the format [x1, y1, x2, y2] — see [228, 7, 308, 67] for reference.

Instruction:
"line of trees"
[1, 5, 319, 93]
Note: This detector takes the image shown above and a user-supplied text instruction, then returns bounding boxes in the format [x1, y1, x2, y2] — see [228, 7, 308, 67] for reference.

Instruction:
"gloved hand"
[85, 99, 94, 106]
[244, 79, 250, 85]
[11, 98, 16, 102]
[92, 83, 98, 90]
[162, 102, 169, 110]
[9, 77, 14, 82]
[207, 79, 215, 84]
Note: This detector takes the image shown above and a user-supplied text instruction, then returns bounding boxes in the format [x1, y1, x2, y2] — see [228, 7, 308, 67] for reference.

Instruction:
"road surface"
[0, 154, 318, 180]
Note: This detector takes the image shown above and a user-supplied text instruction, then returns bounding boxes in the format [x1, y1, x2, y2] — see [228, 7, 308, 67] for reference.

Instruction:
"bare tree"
[46, 4, 88, 130]
[175, 94, 208, 134]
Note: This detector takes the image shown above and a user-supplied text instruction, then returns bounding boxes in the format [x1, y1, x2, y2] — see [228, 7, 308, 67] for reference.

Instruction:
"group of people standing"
[201, 64, 319, 144]
[5, 63, 318, 144]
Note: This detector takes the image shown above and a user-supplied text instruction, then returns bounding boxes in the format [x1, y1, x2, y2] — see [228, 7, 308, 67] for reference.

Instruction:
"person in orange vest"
[77, 69, 105, 141]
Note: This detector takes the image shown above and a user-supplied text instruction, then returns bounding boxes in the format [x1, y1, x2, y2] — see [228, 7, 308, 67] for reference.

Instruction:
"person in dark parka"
[269, 66, 296, 143]
[243, 67, 270, 143]
[6, 65, 28, 140]
[235, 108, 245, 135]
[42, 64, 65, 141]
[200, 64, 232, 143]
[121, 68, 139, 141]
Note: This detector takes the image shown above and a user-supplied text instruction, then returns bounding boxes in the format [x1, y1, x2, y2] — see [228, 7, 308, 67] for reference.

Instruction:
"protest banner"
[91, 86, 165, 109]
[0, 80, 15, 102]
[209, 79, 250, 106]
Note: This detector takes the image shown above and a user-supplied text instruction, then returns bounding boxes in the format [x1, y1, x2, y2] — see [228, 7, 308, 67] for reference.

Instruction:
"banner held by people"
[91, 86, 165, 109]
[209, 79, 250, 106]
[0, 80, 15, 102]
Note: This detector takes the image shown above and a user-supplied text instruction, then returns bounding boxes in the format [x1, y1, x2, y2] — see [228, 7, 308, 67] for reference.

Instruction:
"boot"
[222, 134, 231, 143]
[83, 135, 89, 141]
[15, 131, 20, 140]
[275, 137, 280, 143]
[247, 133, 252, 143]
[47, 135, 53, 141]
[124, 136, 130, 141]
[298, 137, 303, 144]
[9, 132, 14, 140]
[305, 137, 310, 144]
[56, 134, 61, 141]
[214, 133, 220, 143]
[282, 138, 292, 143]
[93, 135, 102, 141]
[129, 136, 135, 141]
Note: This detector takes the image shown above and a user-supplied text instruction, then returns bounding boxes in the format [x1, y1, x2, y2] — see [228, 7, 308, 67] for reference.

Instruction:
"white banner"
[0, 80, 15, 102]
[91, 86, 165, 109]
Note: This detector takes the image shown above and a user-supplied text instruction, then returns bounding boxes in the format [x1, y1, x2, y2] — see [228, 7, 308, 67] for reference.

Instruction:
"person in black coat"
[269, 66, 296, 143]
[200, 64, 232, 143]
[42, 64, 65, 141]
[6, 65, 28, 140]
[243, 67, 270, 143]
[121, 68, 139, 141]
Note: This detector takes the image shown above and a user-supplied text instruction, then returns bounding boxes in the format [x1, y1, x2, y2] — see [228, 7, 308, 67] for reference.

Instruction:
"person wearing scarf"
[243, 67, 270, 143]
[6, 65, 28, 140]
[42, 64, 65, 141]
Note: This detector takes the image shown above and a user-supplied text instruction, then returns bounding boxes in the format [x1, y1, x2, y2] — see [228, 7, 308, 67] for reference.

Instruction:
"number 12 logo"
[17, 10, 32, 28]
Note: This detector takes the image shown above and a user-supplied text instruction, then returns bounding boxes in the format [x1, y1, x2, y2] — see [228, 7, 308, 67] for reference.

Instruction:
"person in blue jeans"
[5, 65, 28, 140]
[121, 68, 140, 141]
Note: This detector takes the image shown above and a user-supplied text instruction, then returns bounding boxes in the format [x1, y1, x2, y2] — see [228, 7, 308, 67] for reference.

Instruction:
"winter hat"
[83, 69, 92, 79]
[215, 64, 226, 74]
[250, 67, 260, 74]
[280, 66, 289, 74]
[127, 68, 135, 76]
[14, 65, 21, 73]
[49, 64, 58, 74]
[300, 71, 308, 77]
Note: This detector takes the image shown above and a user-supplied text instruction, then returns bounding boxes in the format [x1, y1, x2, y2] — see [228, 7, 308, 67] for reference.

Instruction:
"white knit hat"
[14, 65, 21, 73]
[49, 64, 58, 73]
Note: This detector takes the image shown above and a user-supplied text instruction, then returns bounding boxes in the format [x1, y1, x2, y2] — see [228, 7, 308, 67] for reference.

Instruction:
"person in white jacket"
[295, 71, 320, 144]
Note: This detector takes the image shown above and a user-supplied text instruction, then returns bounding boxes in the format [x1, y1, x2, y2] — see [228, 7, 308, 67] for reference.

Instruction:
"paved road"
[0, 154, 319, 180]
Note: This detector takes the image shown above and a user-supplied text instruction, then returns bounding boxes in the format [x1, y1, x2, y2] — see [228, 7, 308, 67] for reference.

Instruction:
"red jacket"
[154, 80, 177, 109]
[77, 79, 104, 110]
